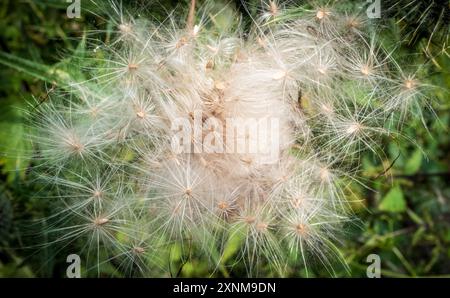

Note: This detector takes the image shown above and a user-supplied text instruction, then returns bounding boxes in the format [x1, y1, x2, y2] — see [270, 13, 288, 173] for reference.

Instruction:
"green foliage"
[0, 98, 31, 182]
[379, 186, 406, 213]
[0, 0, 449, 277]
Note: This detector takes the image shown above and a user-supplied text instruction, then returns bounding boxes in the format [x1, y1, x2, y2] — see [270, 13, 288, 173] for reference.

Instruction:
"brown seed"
[133, 246, 145, 254]
[93, 190, 102, 199]
[291, 144, 302, 150]
[306, 26, 319, 37]
[347, 18, 360, 29]
[218, 201, 229, 210]
[176, 37, 188, 49]
[119, 23, 132, 34]
[128, 64, 139, 71]
[199, 156, 208, 167]
[215, 81, 226, 90]
[404, 79, 415, 90]
[296, 223, 308, 235]
[90, 107, 99, 118]
[257, 37, 266, 47]
[136, 110, 146, 119]
[67, 138, 84, 154]
[240, 157, 253, 165]
[316, 9, 330, 20]
[184, 188, 193, 197]
[292, 197, 303, 208]
[269, 1, 278, 16]
[360, 65, 371, 76]
[94, 217, 109, 226]
[206, 45, 218, 53]
[206, 60, 214, 70]
[256, 222, 268, 231]
[245, 216, 256, 224]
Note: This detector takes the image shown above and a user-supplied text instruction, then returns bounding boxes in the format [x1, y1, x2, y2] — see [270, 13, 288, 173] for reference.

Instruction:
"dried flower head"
[28, 1, 430, 277]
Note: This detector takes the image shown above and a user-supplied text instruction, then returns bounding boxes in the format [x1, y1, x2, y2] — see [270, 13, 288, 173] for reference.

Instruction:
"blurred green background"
[0, 0, 449, 277]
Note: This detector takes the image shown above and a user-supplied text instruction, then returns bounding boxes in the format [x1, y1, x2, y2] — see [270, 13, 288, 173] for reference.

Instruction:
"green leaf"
[406, 208, 424, 225]
[404, 149, 423, 175]
[412, 226, 426, 246]
[220, 225, 245, 265]
[379, 186, 406, 213]
[0, 51, 71, 85]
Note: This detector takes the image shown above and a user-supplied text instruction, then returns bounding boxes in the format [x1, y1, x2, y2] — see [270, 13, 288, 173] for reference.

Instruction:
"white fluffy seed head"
[29, 1, 429, 276]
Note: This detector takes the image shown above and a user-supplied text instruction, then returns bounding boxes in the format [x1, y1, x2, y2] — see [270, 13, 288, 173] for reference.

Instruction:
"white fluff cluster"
[30, 1, 427, 276]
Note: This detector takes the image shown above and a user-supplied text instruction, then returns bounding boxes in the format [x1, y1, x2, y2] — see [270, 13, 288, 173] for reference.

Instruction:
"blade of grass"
[0, 51, 72, 85]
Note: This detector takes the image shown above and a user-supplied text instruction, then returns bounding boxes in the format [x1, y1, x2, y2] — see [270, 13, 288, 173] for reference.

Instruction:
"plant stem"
[187, 0, 196, 30]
